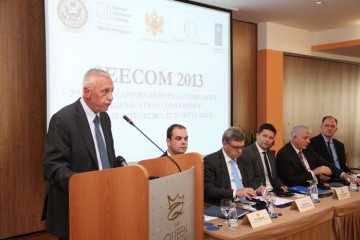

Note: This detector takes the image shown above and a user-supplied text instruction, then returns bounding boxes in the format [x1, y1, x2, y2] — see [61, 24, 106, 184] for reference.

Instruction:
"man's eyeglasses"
[226, 141, 244, 150]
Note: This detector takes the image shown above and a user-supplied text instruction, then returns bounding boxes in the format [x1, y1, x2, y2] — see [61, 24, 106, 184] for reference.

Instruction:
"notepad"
[274, 197, 293, 208]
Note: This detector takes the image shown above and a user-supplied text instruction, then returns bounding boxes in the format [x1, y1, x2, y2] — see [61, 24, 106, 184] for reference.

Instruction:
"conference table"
[204, 189, 360, 240]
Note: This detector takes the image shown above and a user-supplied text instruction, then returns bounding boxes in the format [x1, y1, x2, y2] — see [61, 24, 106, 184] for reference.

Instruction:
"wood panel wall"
[0, 2, 257, 238]
[232, 20, 257, 139]
[0, 0, 46, 238]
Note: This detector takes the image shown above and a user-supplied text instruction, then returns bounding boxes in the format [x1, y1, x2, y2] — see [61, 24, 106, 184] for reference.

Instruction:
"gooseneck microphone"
[123, 115, 164, 154]
[123, 115, 181, 172]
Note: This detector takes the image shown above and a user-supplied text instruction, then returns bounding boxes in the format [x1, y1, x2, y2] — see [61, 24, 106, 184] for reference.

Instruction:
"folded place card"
[333, 186, 350, 200]
[290, 196, 315, 212]
[241, 209, 272, 228]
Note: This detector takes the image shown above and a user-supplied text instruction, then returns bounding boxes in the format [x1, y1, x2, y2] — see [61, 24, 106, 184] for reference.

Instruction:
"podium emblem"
[167, 194, 184, 221]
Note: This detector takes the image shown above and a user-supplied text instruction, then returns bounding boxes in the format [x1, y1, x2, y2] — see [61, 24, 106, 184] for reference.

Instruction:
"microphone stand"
[123, 115, 182, 172]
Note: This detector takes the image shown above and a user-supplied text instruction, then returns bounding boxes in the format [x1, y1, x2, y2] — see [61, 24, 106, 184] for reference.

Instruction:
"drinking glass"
[269, 192, 278, 218]
[266, 191, 277, 218]
[349, 174, 358, 192]
[262, 186, 271, 200]
[220, 199, 232, 223]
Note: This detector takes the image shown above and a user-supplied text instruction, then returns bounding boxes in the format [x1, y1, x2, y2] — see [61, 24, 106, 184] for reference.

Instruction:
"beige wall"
[258, 22, 360, 63]
[283, 55, 360, 167]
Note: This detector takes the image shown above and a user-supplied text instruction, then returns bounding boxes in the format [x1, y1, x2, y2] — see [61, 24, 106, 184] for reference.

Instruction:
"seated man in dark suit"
[276, 125, 355, 187]
[204, 126, 257, 205]
[310, 116, 351, 174]
[239, 123, 288, 194]
[161, 124, 188, 157]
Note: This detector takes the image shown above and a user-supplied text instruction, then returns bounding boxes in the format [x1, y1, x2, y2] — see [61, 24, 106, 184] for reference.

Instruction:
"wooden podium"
[69, 152, 204, 240]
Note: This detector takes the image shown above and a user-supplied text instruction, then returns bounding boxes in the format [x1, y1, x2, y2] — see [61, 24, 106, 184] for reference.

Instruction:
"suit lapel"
[319, 135, 330, 159]
[252, 144, 266, 176]
[333, 140, 341, 157]
[266, 149, 277, 174]
[287, 142, 307, 170]
[74, 100, 98, 167]
[302, 149, 313, 169]
[219, 150, 231, 189]
[100, 112, 114, 167]
[256, 145, 277, 186]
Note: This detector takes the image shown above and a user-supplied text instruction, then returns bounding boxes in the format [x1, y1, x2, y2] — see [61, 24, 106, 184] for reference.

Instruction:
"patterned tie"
[298, 150, 318, 183]
[298, 151, 307, 170]
[230, 160, 246, 202]
[94, 116, 110, 169]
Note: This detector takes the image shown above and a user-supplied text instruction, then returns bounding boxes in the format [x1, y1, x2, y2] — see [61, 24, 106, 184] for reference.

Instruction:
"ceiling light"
[315, 1, 323, 5]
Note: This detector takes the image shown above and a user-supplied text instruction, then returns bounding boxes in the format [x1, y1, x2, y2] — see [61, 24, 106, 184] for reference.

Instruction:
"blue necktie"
[94, 116, 110, 169]
[230, 160, 246, 202]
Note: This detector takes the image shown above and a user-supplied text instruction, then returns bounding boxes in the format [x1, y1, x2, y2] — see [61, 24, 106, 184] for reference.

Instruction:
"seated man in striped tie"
[310, 116, 351, 174]
[204, 126, 257, 205]
[239, 123, 289, 195]
[276, 125, 355, 187]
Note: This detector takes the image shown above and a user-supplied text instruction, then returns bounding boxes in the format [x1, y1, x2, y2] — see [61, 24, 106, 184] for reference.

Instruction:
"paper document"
[274, 197, 293, 207]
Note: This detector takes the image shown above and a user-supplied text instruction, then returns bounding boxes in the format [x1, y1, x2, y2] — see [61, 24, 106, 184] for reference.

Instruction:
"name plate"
[290, 196, 315, 212]
[333, 186, 350, 200]
[241, 209, 272, 228]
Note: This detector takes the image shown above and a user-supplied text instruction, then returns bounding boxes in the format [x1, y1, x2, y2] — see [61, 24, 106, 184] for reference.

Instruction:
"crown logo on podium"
[167, 194, 184, 221]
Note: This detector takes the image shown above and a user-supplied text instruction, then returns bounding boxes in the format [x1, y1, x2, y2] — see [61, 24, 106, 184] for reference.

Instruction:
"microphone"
[123, 115, 181, 172]
[115, 155, 128, 167]
[123, 115, 134, 126]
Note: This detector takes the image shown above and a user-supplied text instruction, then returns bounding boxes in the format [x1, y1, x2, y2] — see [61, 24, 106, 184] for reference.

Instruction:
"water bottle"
[310, 181, 319, 202]
[228, 202, 238, 230]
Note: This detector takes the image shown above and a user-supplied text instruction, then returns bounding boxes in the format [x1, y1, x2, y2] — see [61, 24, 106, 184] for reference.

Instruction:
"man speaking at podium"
[41, 68, 122, 240]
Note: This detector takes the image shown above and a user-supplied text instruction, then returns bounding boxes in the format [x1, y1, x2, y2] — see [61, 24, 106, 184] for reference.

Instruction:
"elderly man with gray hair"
[276, 125, 350, 187]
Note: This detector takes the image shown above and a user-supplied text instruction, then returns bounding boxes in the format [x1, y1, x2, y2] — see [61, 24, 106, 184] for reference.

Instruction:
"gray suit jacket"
[239, 143, 285, 191]
[41, 98, 118, 239]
